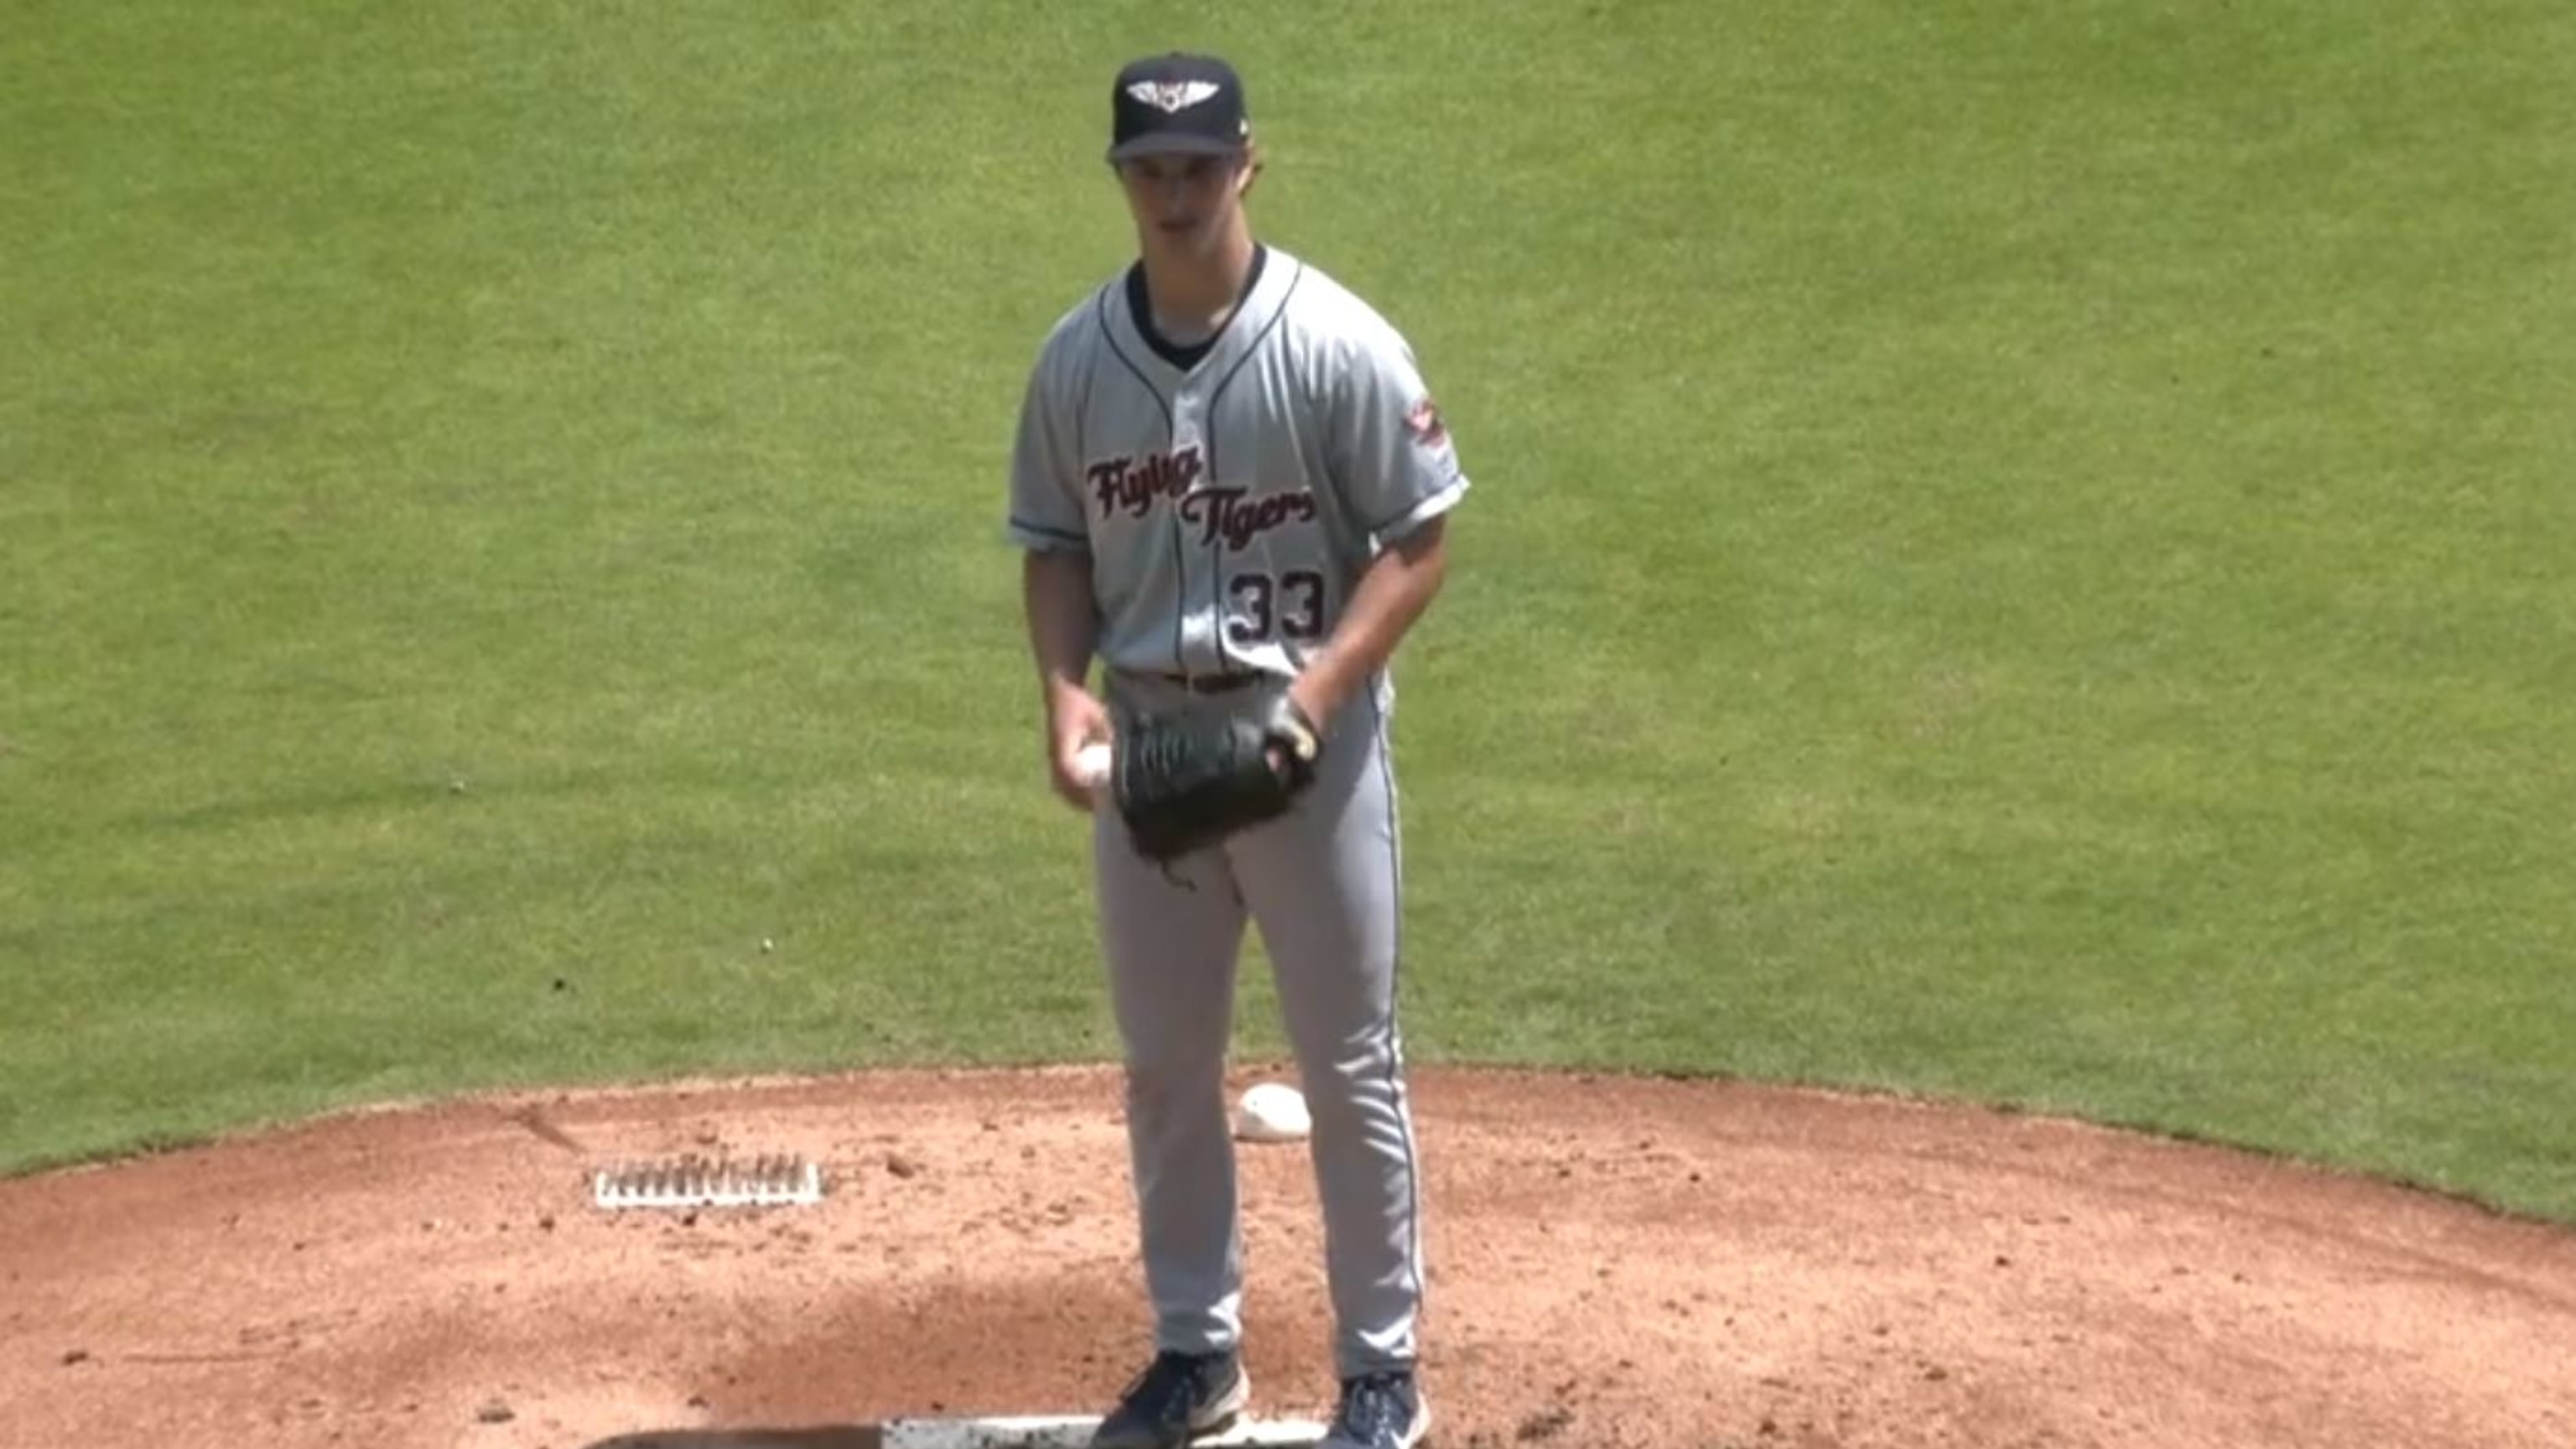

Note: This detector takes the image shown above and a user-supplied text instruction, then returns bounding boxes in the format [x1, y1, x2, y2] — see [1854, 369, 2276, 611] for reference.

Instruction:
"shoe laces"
[1125, 1350, 1227, 1414]
[1337, 1372, 1415, 1438]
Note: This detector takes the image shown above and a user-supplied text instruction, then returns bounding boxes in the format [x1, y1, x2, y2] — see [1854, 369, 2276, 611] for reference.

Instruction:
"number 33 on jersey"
[1005, 246, 1470, 688]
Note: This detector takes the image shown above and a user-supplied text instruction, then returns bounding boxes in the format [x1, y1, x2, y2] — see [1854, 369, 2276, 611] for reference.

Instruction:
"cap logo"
[1126, 79, 1223, 113]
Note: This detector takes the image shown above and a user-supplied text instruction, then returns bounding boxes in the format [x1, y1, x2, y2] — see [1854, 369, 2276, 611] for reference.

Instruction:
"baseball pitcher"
[1006, 50, 1467, 1449]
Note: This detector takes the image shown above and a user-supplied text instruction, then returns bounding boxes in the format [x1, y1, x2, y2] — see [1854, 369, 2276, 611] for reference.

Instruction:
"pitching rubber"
[880, 1415, 1331, 1449]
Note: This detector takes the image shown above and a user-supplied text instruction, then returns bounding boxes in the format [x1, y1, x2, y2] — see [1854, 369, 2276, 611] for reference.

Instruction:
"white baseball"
[1073, 742, 1113, 789]
[1233, 1082, 1311, 1143]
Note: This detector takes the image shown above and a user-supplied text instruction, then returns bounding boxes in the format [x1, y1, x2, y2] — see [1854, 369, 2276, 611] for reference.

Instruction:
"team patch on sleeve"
[1405, 396, 1449, 449]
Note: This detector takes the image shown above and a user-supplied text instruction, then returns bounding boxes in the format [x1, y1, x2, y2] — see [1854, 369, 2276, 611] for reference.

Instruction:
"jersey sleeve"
[1327, 314, 1470, 543]
[1003, 332, 1092, 553]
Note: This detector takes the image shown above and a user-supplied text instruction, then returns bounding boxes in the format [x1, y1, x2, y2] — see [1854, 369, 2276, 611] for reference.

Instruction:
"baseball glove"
[1114, 689, 1323, 862]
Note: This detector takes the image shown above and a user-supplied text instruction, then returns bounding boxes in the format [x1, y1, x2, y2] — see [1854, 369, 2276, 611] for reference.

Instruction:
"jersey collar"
[1114, 244, 1299, 382]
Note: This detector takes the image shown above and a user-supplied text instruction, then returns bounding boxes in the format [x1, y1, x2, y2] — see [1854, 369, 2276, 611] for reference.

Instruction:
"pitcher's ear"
[1239, 137, 1265, 199]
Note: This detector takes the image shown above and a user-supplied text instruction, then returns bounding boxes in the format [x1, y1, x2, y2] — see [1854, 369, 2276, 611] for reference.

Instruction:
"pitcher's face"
[1116, 151, 1249, 258]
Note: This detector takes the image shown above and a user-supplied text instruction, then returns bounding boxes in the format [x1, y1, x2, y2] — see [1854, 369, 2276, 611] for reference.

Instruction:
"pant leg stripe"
[1366, 680, 1429, 1325]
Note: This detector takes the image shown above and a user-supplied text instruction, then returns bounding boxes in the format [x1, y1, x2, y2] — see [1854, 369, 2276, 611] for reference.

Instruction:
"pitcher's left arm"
[1289, 517, 1449, 724]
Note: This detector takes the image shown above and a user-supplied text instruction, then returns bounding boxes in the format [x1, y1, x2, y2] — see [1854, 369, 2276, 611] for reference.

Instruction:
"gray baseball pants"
[1092, 673, 1425, 1381]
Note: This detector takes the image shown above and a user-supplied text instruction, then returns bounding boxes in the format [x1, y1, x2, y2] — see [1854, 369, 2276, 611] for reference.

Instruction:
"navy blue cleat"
[1320, 1369, 1431, 1449]
[1088, 1348, 1251, 1449]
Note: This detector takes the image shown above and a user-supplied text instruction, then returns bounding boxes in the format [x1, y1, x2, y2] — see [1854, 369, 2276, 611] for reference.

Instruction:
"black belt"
[1150, 671, 1268, 696]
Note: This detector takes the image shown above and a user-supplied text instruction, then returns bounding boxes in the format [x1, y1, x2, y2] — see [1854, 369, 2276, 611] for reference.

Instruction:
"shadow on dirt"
[582, 1429, 880, 1449]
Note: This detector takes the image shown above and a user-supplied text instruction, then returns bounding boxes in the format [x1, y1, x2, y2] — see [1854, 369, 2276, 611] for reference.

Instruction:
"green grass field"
[5, 2, 2572, 1222]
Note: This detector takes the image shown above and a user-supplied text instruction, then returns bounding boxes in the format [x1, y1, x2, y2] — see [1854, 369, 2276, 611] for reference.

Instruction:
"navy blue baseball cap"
[1108, 53, 1251, 163]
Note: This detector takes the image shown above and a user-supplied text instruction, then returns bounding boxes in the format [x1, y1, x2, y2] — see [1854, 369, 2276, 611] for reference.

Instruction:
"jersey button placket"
[1170, 391, 1213, 674]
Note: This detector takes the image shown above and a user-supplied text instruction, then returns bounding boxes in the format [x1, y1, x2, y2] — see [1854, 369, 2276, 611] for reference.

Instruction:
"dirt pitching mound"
[4, 1066, 2572, 1448]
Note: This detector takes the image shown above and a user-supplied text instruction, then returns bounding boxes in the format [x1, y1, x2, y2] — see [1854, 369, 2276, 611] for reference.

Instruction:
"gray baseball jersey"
[1006, 245, 1468, 693]
[1006, 244, 1467, 1381]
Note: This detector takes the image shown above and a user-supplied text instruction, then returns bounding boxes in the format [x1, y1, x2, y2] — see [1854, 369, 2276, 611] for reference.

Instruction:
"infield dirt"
[4, 1066, 2572, 1448]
